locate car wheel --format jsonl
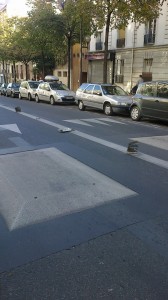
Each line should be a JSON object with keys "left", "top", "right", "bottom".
{"left": 19, "top": 93, "right": 22, "bottom": 100}
{"left": 11, "top": 92, "right": 15, "bottom": 98}
{"left": 50, "top": 96, "right": 55, "bottom": 105}
{"left": 28, "top": 93, "right": 32, "bottom": 101}
{"left": 104, "top": 103, "right": 113, "bottom": 116}
{"left": 78, "top": 100, "right": 85, "bottom": 111}
{"left": 130, "top": 106, "right": 141, "bottom": 121}
{"left": 35, "top": 94, "right": 39, "bottom": 103}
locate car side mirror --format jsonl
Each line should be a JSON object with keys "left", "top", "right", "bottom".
{"left": 46, "top": 87, "right": 50, "bottom": 91}
{"left": 97, "top": 92, "right": 102, "bottom": 96}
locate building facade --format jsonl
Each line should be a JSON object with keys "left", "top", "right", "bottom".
{"left": 88, "top": 1, "right": 168, "bottom": 92}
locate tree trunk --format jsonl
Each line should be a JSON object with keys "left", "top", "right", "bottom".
{"left": 25, "top": 62, "right": 28, "bottom": 80}
{"left": 42, "top": 51, "right": 45, "bottom": 79}
{"left": 67, "top": 36, "right": 71, "bottom": 89}
{"left": 103, "top": 12, "right": 111, "bottom": 83}
{"left": 13, "top": 61, "right": 16, "bottom": 82}
{"left": 80, "top": 19, "right": 83, "bottom": 86}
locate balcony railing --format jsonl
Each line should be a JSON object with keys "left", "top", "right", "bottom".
{"left": 116, "top": 38, "right": 125, "bottom": 48}
{"left": 95, "top": 41, "right": 103, "bottom": 50}
{"left": 144, "top": 33, "right": 155, "bottom": 45}
{"left": 115, "top": 75, "right": 124, "bottom": 83}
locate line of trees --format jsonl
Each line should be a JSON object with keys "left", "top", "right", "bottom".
{"left": 0, "top": 0, "right": 166, "bottom": 84}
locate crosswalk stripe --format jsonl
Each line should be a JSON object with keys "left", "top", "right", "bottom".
{"left": 64, "top": 118, "right": 126, "bottom": 126}
{"left": 80, "top": 118, "right": 110, "bottom": 125}
{"left": 64, "top": 119, "right": 93, "bottom": 126}
{"left": 98, "top": 118, "right": 126, "bottom": 124}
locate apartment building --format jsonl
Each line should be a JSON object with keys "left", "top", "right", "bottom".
{"left": 88, "top": 1, "right": 168, "bottom": 92}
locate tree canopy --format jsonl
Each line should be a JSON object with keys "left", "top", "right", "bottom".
{"left": 0, "top": 0, "right": 166, "bottom": 83}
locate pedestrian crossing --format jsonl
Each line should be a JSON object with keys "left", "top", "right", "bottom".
{"left": 64, "top": 117, "right": 126, "bottom": 126}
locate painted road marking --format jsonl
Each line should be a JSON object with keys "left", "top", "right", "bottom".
{"left": 98, "top": 118, "right": 126, "bottom": 124}
{"left": 0, "top": 124, "right": 21, "bottom": 134}
{"left": 9, "top": 137, "right": 30, "bottom": 147}
{"left": 73, "top": 131, "right": 168, "bottom": 170}
{"left": 64, "top": 117, "right": 126, "bottom": 126}
{"left": 0, "top": 147, "right": 137, "bottom": 230}
{"left": 64, "top": 119, "right": 93, "bottom": 126}
{"left": 0, "top": 104, "right": 167, "bottom": 170}
{"left": 131, "top": 136, "right": 168, "bottom": 151}
{"left": 80, "top": 118, "right": 110, "bottom": 125}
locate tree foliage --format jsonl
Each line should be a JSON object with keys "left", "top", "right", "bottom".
{"left": 0, "top": 0, "right": 166, "bottom": 83}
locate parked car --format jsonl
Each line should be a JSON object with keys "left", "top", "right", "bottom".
{"left": 130, "top": 81, "right": 168, "bottom": 121}
{"left": 75, "top": 83, "right": 132, "bottom": 116}
{"left": 35, "top": 81, "right": 76, "bottom": 105}
{"left": 19, "top": 80, "right": 39, "bottom": 100}
{"left": 0, "top": 83, "right": 7, "bottom": 95}
{"left": 6, "top": 83, "right": 20, "bottom": 98}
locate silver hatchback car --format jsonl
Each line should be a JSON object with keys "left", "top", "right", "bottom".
{"left": 35, "top": 81, "right": 76, "bottom": 105}
{"left": 76, "top": 83, "right": 132, "bottom": 115}
{"left": 19, "top": 80, "right": 39, "bottom": 101}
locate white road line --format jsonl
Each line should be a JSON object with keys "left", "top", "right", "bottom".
{"left": 73, "top": 130, "right": 126, "bottom": 152}
{"left": 73, "top": 131, "right": 168, "bottom": 170}
{"left": 64, "top": 119, "right": 93, "bottom": 126}
{"left": 98, "top": 118, "right": 126, "bottom": 124}
{"left": 80, "top": 118, "right": 110, "bottom": 125}
{"left": 0, "top": 104, "right": 168, "bottom": 169}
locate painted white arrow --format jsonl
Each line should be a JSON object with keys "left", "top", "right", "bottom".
{"left": 0, "top": 124, "right": 21, "bottom": 134}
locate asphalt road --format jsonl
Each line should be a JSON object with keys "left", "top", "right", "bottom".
{"left": 0, "top": 95, "right": 168, "bottom": 299}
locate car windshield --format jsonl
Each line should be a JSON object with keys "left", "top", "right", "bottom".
{"left": 29, "top": 82, "right": 39, "bottom": 89}
{"left": 50, "top": 82, "right": 69, "bottom": 91}
{"left": 12, "top": 83, "right": 20, "bottom": 88}
{"left": 102, "top": 85, "right": 127, "bottom": 96}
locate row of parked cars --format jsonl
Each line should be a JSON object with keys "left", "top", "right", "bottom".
{"left": 0, "top": 78, "right": 168, "bottom": 122}
{"left": 0, "top": 82, "right": 20, "bottom": 97}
